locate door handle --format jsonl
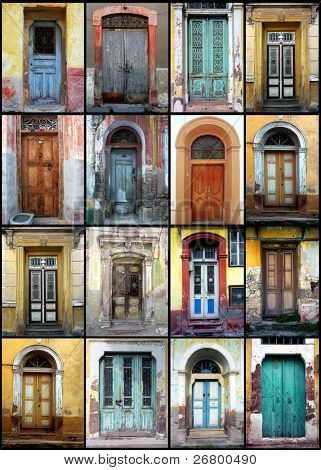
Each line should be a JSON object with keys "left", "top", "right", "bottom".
{"left": 115, "top": 399, "right": 122, "bottom": 406}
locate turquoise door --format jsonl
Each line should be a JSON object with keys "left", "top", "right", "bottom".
{"left": 111, "top": 148, "right": 137, "bottom": 215}
{"left": 189, "top": 18, "right": 228, "bottom": 101}
{"left": 262, "top": 356, "right": 305, "bottom": 437}
{"left": 28, "top": 21, "right": 62, "bottom": 105}
{"left": 100, "top": 354, "right": 156, "bottom": 435}
{"left": 192, "top": 380, "right": 221, "bottom": 428}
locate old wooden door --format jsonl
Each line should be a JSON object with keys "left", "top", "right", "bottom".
{"left": 100, "top": 354, "right": 156, "bottom": 435}
{"left": 102, "top": 14, "right": 148, "bottom": 104}
{"left": 192, "top": 380, "right": 221, "bottom": 428}
{"left": 22, "top": 373, "right": 53, "bottom": 429}
{"left": 262, "top": 356, "right": 305, "bottom": 437}
{"left": 264, "top": 152, "right": 296, "bottom": 206}
{"left": 192, "top": 165, "right": 224, "bottom": 221}
{"left": 267, "top": 32, "right": 295, "bottom": 99}
{"left": 112, "top": 260, "right": 142, "bottom": 321}
{"left": 264, "top": 249, "right": 296, "bottom": 316}
{"left": 189, "top": 18, "right": 228, "bottom": 101}
{"left": 22, "top": 134, "right": 59, "bottom": 217}
{"left": 28, "top": 21, "right": 62, "bottom": 105}
{"left": 111, "top": 149, "right": 137, "bottom": 215}
{"left": 29, "top": 256, "right": 58, "bottom": 323}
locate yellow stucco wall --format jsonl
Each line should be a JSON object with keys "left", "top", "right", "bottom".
{"left": 2, "top": 3, "right": 24, "bottom": 77}
{"left": 171, "top": 227, "right": 244, "bottom": 310}
{"left": 2, "top": 338, "right": 84, "bottom": 435}
{"left": 66, "top": 3, "right": 84, "bottom": 68}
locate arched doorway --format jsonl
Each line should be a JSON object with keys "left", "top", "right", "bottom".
{"left": 105, "top": 127, "right": 142, "bottom": 218}
{"left": 12, "top": 345, "right": 63, "bottom": 432}
{"left": 253, "top": 121, "right": 307, "bottom": 212}
{"left": 175, "top": 117, "right": 241, "bottom": 224}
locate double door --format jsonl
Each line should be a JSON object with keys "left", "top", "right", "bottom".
{"left": 192, "top": 165, "right": 224, "bottom": 221}
{"left": 28, "top": 21, "right": 62, "bottom": 105}
{"left": 22, "top": 373, "right": 53, "bottom": 429}
{"left": 29, "top": 256, "right": 58, "bottom": 323}
{"left": 22, "top": 134, "right": 59, "bottom": 217}
{"left": 100, "top": 354, "right": 155, "bottom": 435}
{"left": 262, "top": 356, "right": 305, "bottom": 437}
{"left": 102, "top": 15, "right": 148, "bottom": 104}
{"left": 192, "top": 380, "right": 221, "bottom": 428}
{"left": 111, "top": 149, "right": 137, "bottom": 215}
{"left": 264, "top": 249, "right": 296, "bottom": 316}
{"left": 267, "top": 33, "right": 295, "bottom": 99}
{"left": 191, "top": 263, "right": 219, "bottom": 319}
{"left": 112, "top": 260, "right": 142, "bottom": 321}
{"left": 189, "top": 18, "right": 228, "bottom": 101}
{"left": 264, "top": 151, "right": 296, "bottom": 207}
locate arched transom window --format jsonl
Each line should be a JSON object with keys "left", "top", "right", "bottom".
{"left": 24, "top": 354, "right": 52, "bottom": 368}
{"left": 265, "top": 131, "right": 295, "bottom": 146}
{"left": 192, "top": 359, "right": 221, "bottom": 374}
{"left": 110, "top": 129, "right": 138, "bottom": 144}
{"left": 191, "top": 135, "right": 225, "bottom": 159}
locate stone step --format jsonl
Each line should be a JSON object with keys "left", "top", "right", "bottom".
{"left": 24, "top": 325, "right": 66, "bottom": 337}
{"left": 189, "top": 428, "right": 226, "bottom": 439}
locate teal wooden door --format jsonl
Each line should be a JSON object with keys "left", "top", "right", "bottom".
{"left": 100, "top": 354, "right": 156, "bottom": 436}
{"left": 111, "top": 148, "right": 137, "bottom": 215}
{"left": 262, "top": 356, "right": 305, "bottom": 438}
{"left": 192, "top": 380, "right": 221, "bottom": 428}
{"left": 189, "top": 18, "right": 228, "bottom": 101}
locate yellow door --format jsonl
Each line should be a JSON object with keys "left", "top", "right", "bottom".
{"left": 22, "top": 373, "right": 53, "bottom": 429}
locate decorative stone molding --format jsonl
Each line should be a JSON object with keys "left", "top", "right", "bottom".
{"left": 4, "top": 229, "right": 14, "bottom": 248}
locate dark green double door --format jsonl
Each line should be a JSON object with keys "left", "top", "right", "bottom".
{"left": 189, "top": 18, "right": 228, "bottom": 101}
{"left": 262, "top": 356, "right": 305, "bottom": 438}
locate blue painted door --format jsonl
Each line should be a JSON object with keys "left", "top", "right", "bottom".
{"left": 189, "top": 18, "right": 228, "bottom": 101}
{"left": 100, "top": 354, "right": 156, "bottom": 435}
{"left": 262, "top": 356, "right": 305, "bottom": 437}
{"left": 111, "top": 148, "right": 137, "bottom": 215}
{"left": 191, "top": 263, "right": 219, "bottom": 319}
{"left": 29, "top": 21, "right": 62, "bottom": 105}
{"left": 193, "top": 380, "right": 221, "bottom": 428}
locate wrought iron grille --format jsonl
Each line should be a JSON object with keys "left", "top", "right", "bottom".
{"left": 29, "top": 256, "right": 58, "bottom": 269}
{"left": 104, "top": 356, "right": 113, "bottom": 407}
{"left": 142, "top": 357, "right": 152, "bottom": 407}
{"left": 265, "top": 132, "right": 295, "bottom": 146}
{"left": 187, "top": 3, "right": 227, "bottom": 9}
{"left": 34, "top": 26, "right": 55, "bottom": 54}
{"left": 123, "top": 357, "right": 133, "bottom": 406}
{"left": 207, "top": 266, "right": 215, "bottom": 295}
{"left": 102, "top": 14, "right": 148, "bottom": 29}
{"left": 194, "top": 265, "right": 202, "bottom": 295}
{"left": 191, "top": 135, "right": 225, "bottom": 159}
{"left": 262, "top": 338, "right": 305, "bottom": 345}
{"left": 46, "top": 272, "right": 56, "bottom": 301}
{"left": 192, "top": 360, "right": 221, "bottom": 374}
{"left": 129, "top": 273, "right": 140, "bottom": 297}
{"left": 25, "top": 355, "right": 52, "bottom": 368}
{"left": 191, "top": 20, "right": 203, "bottom": 74}
{"left": 110, "top": 129, "right": 138, "bottom": 144}
{"left": 21, "top": 117, "right": 58, "bottom": 131}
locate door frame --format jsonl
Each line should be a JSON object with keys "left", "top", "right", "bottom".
{"left": 105, "top": 127, "right": 142, "bottom": 218}
{"left": 262, "top": 244, "right": 298, "bottom": 318}
{"left": 93, "top": 5, "right": 157, "bottom": 107}
{"left": 18, "top": 116, "right": 63, "bottom": 219}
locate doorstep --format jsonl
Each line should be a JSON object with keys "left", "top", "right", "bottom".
{"left": 24, "top": 105, "right": 66, "bottom": 112}
{"left": 86, "top": 438, "right": 168, "bottom": 449}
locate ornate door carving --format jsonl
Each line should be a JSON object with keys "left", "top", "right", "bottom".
{"left": 112, "top": 260, "right": 142, "bottom": 321}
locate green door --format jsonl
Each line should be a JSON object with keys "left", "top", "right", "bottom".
{"left": 188, "top": 18, "right": 228, "bottom": 101}
{"left": 262, "top": 356, "right": 305, "bottom": 438}
{"left": 99, "top": 354, "right": 156, "bottom": 436}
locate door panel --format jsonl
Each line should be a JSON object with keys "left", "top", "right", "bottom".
{"left": 192, "top": 165, "right": 224, "bottom": 221}
{"left": 264, "top": 249, "right": 296, "bottom": 316}
{"left": 262, "top": 356, "right": 305, "bottom": 438}
{"left": 29, "top": 22, "right": 61, "bottom": 105}
{"left": 102, "top": 25, "right": 148, "bottom": 104}
{"left": 264, "top": 152, "right": 296, "bottom": 207}
{"left": 192, "top": 380, "right": 220, "bottom": 429}
{"left": 22, "top": 135, "right": 59, "bottom": 217}
{"left": 111, "top": 148, "right": 136, "bottom": 215}
{"left": 112, "top": 262, "right": 142, "bottom": 321}
{"left": 22, "top": 373, "right": 52, "bottom": 429}
{"left": 100, "top": 355, "right": 155, "bottom": 434}
{"left": 189, "top": 18, "right": 228, "bottom": 101}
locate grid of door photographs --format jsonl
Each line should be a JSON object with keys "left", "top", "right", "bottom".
{"left": 1, "top": 1, "right": 320, "bottom": 450}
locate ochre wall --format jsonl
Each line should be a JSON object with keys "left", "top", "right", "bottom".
{"left": 2, "top": 339, "right": 84, "bottom": 435}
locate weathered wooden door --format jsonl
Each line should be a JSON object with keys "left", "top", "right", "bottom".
{"left": 189, "top": 18, "right": 228, "bottom": 101}
{"left": 265, "top": 152, "right": 296, "bottom": 206}
{"left": 100, "top": 354, "right": 156, "bottom": 435}
{"left": 267, "top": 32, "right": 295, "bottom": 99}
{"left": 112, "top": 260, "right": 142, "bottom": 321}
{"left": 111, "top": 149, "right": 137, "bottom": 215}
{"left": 192, "top": 380, "right": 221, "bottom": 428}
{"left": 28, "top": 21, "right": 62, "bottom": 105}
{"left": 102, "top": 14, "right": 148, "bottom": 104}
{"left": 22, "top": 373, "right": 53, "bottom": 429}
{"left": 262, "top": 356, "right": 305, "bottom": 437}
{"left": 22, "top": 134, "right": 59, "bottom": 216}
{"left": 264, "top": 249, "right": 296, "bottom": 316}
{"left": 192, "top": 165, "right": 224, "bottom": 220}
{"left": 29, "top": 256, "right": 58, "bottom": 323}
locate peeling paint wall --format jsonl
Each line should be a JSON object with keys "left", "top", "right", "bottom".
{"left": 2, "top": 339, "right": 84, "bottom": 437}
{"left": 247, "top": 339, "right": 319, "bottom": 447}
{"left": 171, "top": 339, "right": 244, "bottom": 445}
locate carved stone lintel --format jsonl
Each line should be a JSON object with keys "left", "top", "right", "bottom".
{"left": 102, "top": 14, "right": 148, "bottom": 29}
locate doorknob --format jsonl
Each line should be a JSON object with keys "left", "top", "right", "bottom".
{"left": 115, "top": 399, "right": 122, "bottom": 406}
{"left": 48, "top": 163, "right": 53, "bottom": 170}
